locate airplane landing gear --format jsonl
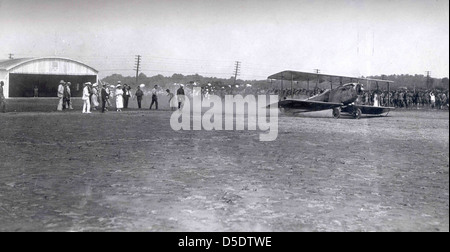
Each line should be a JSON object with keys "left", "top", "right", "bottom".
{"left": 352, "top": 108, "right": 362, "bottom": 119}
{"left": 332, "top": 108, "right": 341, "bottom": 119}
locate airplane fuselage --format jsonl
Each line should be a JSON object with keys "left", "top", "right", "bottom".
{"left": 308, "top": 83, "right": 362, "bottom": 105}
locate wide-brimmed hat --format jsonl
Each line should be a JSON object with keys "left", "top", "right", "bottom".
{"left": 85, "top": 82, "right": 92, "bottom": 85}
{"left": 60, "top": 80, "right": 65, "bottom": 84}
{"left": 116, "top": 84, "right": 121, "bottom": 88}
{"left": 93, "top": 83, "right": 98, "bottom": 87}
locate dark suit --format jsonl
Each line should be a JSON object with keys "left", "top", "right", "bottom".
{"left": 177, "top": 87, "right": 185, "bottom": 109}
{"left": 101, "top": 88, "right": 109, "bottom": 113}
{"left": 150, "top": 88, "right": 158, "bottom": 110}
{"left": 0, "top": 86, "right": 5, "bottom": 113}
{"left": 123, "top": 87, "right": 130, "bottom": 108}
{"left": 135, "top": 89, "right": 144, "bottom": 109}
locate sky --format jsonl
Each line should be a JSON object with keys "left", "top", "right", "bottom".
{"left": 0, "top": 0, "right": 449, "bottom": 79}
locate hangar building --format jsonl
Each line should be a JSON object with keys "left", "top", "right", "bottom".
{"left": 0, "top": 57, "right": 98, "bottom": 98}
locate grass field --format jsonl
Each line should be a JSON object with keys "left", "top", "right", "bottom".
{"left": 0, "top": 98, "right": 448, "bottom": 231}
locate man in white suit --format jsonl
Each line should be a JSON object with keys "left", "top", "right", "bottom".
{"left": 82, "top": 82, "right": 92, "bottom": 114}
{"left": 57, "top": 80, "right": 65, "bottom": 111}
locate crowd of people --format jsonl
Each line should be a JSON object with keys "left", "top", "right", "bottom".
{"left": 368, "top": 89, "right": 449, "bottom": 109}
{"left": 56, "top": 80, "right": 187, "bottom": 113}
{"left": 257, "top": 87, "right": 449, "bottom": 110}
{"left": 1, "top": 80, "right": 448, "bottom": 113}
{"left": 163, "top": 84, "right": 449, "bottom": 110}
{"left": 351, "top": 89, "right": 448, "bottom": 109}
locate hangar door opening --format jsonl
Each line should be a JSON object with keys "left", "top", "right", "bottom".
{"left": 8, "top": 73, "right": 97, "bottom": 97}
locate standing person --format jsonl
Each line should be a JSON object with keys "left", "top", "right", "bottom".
{"left": 430, "top": 91, "right": 436, "bottom": 109}
{"left": 441, "top": 92, "right": 447, "bottom": 109}
{"left": 34, "top": 85, "right": 39, "bottom": 98}
{"left": 398, "top": 91, "right": 405, "bottom": 108}
{"left": 105, "top": 84, "right": 112, "bottom": 111}
{"left": 373, "top": 92, "right": 379, "bottom": 107}
{"left": 65, "top": 82, "right": 74, "bottom": 110}
{"left": 149, "top": 85, "right": 158, "bottom": 110}
{"left": 0, "top": 81, "right": 6, "bottom": 113}
{"left": 82, "top": 82, "right": 92, "bottom": 114}
{"left": 91, "top": 83, "right": 100, "bottom": 111}
{"left": 176, "top": 84, "right": 185, "bottom": 109}
{"left": 62, "top": 82, "right": 70, "bottom": 110}
{"left": 135, "top": 85, "right": 144, "bottom": 109}
{"left": 166, "top": 89, "right": 177, "bottom": 111}
{"left": 363, "top": 91, "right": 369, "bottom": 105}
{"left": 127, "top": 84, "right": 132, "bottom": 100}
{"left": 115, "top": 83, "right": 124, "bottom": 112}
{"left": 123, "top": 84, "right": 131, "bottom": 109}
{"left": 101, "top": 84, "right": 109, "bottom": 113}
{"left": 57, "top": 80, "right": 65, "bottom": 111}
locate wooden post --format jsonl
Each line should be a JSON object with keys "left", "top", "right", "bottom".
{"left": 291, "top": 74, "right": 294, "bottom": 98}
{"left": 388, "top": 82, "right": 391, "bottom": 107}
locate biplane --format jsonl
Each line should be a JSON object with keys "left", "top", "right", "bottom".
{"left": 267, "top": 70, "right": 395, "bottom": 119}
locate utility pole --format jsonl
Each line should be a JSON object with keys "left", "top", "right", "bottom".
{"left": 314, "top": 69, "right": 320, "bottom": 89}
{"left": 233, "top": 61, "right": 241, "bottom": 86}
{"left": 134, "top": 55, "right": 141, "bottom": 86}
{"left": 8, "top": 53, "right": 14, "bottom": 59}
{"left": 425, "top": 71, "right": 432, "bottom": 90}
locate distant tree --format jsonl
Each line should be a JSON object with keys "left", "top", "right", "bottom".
{"left": 138, "top": 72, "right": 148, "bottom": 79}
{"left": 171, "top": 73, "right": 184, "bottom": 83}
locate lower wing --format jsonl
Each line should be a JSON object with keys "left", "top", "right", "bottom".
{"left": 268, "top": 99, "right": 343, "bottom": 112}
{"left": 344, "top": 105, "right": 395, "bottom": 115}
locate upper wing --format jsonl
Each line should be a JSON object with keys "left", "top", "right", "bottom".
{"left": 269, "top": 99, "right": 343, "bottom": 112}
{"left": 267, "top": 70, "right": 394, "bottom": 84}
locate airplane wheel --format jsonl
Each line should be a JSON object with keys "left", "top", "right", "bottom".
{"left": 332, "top": 108, "right": 341, "bottom": 119}
{"left": 353, "top": 108, "right": 361, "bottom": 119}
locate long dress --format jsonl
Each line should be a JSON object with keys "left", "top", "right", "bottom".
{"left": 169, "top": 93, "right": 178, "bottom": 109}
{"left": 91, "top": 87, "right": 100, "bottom": 107}
{"left": 115, "top": 89, "right": 124, "bottom": 109}
{"left": 373, "top": 93, "right": 379, "bottom": 107}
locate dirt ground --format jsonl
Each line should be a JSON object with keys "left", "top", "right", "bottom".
{"left": 0, "top": 99, "right": 448, "bottom": 232}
